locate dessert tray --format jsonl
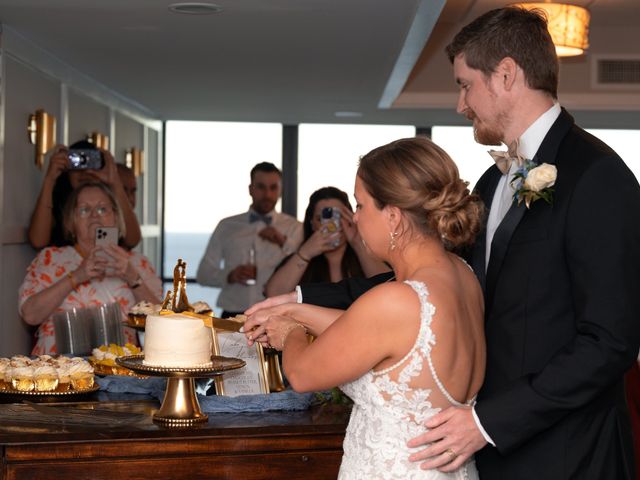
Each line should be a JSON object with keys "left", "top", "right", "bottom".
{"left": 0, "top": 383, "right": 99, "bottom": 397}
{"left": 117, "top": 354, "right": 245, "bottom": 427}
{"left": 89, "top": 361, "right": 148, "bottom": 378}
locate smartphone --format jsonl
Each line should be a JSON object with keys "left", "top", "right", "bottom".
{"left": 321, "top": 207, "right": 341, "bottom": 247}
{"left": 68, "top": 148, "right": 104, "bottom": 170}
{"left": 95, "top": 227, "right": 119, "bottom": 247}
{"left": 95, "top": 227, "right": 118, "bottom": 276}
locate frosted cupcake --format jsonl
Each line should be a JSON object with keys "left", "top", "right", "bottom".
{"left": 69, "top": 360, "right": 95, "bottom": 390}
{"left": 128, "top": 301, "right": 159, "bottom": 327}
{"left": 55, "top": 363, "right": 72, "bottom": 391}
{"left": 11, "top": 365, "right": 35, "bottom": 392}
{"left": 34, "top": 364, "right": 59, "bottom": 392}
{"left": 0, "top": 359, "right": 9, "bottom": 390}
{"left": 192, "top": 301, "right": 213, "bottom": 316}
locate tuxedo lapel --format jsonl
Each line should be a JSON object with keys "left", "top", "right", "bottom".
{"left": 534, "top": 108, "right": 573, "bottom": 167}
{"left": 485, "top": 201, "right": 526, "bottom": 304}
{"left": 471, "top": 167, "right": 502, "bottom": 292}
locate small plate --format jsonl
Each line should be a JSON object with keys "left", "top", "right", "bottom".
{"left": 0, "top": 383, "right": 99, "bottom": 396}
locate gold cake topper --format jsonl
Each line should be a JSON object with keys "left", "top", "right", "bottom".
{"left": 160, "top": 259, "right": 246, "bottom": 331}
{"left": 161, "top": 259, "right": 194, "bottom": 313}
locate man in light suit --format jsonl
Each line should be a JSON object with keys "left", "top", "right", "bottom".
{"left": 247, "top": 7, "right": 640, "bottom": 478}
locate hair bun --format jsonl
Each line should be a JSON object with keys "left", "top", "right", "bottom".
{"left": 424, "top": 179, "right": 484, "bottom": 248}
{"left": 357, "top": 137, "right": 485, "bottom": 251}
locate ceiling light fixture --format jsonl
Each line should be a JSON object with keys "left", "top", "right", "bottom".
{"left": 512, "top": 3, "right": 590, "bottom": 57}
{"left": 168, "top": 2, "right": 223, "bottom": 15}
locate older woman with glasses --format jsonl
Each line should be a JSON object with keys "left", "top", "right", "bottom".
{"left": 19, "top": 182, "right": 161, "bottom": 355}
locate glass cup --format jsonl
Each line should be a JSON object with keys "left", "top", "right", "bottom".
{"left": 91, "top": 302, "right": 124, "bottom": 347}
{"left": 246, "top": 247, "right": 257, "bottom": 285}
{"left": 53, "top": 308, "right": 94, "bottom": 356}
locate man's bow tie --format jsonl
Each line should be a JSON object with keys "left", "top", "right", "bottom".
{"left": 488, "top": 139, "right": 523, "bottom": 175}
{"left": 249, "top": 212, "right": 272, "bottom": 225}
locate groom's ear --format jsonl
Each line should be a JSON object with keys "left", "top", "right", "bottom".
{"left": 496, "top": 57, "right": 518, "bottom": 91}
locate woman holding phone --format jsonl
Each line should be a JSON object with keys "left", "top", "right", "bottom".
{"left": 19, "top": 182, "right": 161, "bottom": 355}
{"left": 264, "top": 186, "right": 390, "bottom": 298}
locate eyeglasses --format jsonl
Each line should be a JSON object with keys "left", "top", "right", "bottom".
{"left": 76, "top": 205, "right": 114, "bottom": 218}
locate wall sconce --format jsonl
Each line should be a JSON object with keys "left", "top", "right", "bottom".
{"left": 512, "top": 2, "right": 590, "bottom": 57}
{"left": 87, "top": 132, "right": 110, "bottom": 150}
{"left": 27, "top": 109, "right": 57, "bottom": 169}
{"left": 125, "top": 147, "right": 144, "bottom": 177}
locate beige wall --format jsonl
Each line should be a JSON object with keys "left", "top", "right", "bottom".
{"left": 0, "top": 32, "right": 163, "bottom": 356}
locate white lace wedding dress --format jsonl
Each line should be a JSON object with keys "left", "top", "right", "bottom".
{"left": 338, "top": 280, "right": 479, "bottom": 479}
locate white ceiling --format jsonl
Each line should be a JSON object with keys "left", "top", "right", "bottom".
{"left": 0, "top": 0, "right": 637, "bottom": 125}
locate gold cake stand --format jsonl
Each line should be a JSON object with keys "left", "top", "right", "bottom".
{"left": 116, "top": 354, "right": 245, "bottom": 427}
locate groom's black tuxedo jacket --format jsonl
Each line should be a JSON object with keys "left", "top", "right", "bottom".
{"left": 301, "top": 109, "right": 640, "bottom": 479}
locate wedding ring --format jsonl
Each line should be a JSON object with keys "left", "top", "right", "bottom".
{"left": 445, "top": 448, "right": 457, "bottom": 461}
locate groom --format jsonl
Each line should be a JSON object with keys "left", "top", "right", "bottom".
{"left": 246, "top": 7, "right": 640, "bottom": 479}
{"left": 407, "top": 7, "right": 640, "bottom": 478}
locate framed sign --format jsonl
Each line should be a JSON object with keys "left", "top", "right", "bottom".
{"left": 212, "top": 330, "right": 269, "bottom": 396}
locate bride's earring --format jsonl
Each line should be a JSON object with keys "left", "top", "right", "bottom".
{"left": 389, "top": 231, "right": 399, "bottom": 251}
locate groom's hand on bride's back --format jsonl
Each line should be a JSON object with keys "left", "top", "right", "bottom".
{"left": 407, "top": 406, "right": 487, "bottom": 473}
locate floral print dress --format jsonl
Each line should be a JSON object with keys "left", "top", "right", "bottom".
{"left": 18, "top": 246, "right": 162, "bottom": 355}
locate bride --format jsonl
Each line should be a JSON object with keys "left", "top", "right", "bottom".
{"left": 243, "top": 137, "right": 486, "bottom": 479}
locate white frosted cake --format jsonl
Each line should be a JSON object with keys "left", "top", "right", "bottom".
{"left": 143, "top": 313, "right": 212, "bottom": 367}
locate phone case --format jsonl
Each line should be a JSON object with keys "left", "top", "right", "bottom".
{"left": 95, "top": 227, "right": 119, "bottom": 246}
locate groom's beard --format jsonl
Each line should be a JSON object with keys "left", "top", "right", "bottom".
{"left": 466, "top": 109, "right": 504, "bottom": 147}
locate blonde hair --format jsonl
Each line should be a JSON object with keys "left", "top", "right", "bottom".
{"left": 62, "top": 182, "right": 126, "bottom": 243}
{"left": 357, "top": 137, "right": 484, "bottom": 249}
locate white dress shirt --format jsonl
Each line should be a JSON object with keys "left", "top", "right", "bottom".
{"left": 196, "top": 209, "right": 303, "bottom": 312}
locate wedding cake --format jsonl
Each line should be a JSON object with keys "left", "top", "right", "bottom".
{"left": 143, "top": 313, "right": 213, "bottom": 367}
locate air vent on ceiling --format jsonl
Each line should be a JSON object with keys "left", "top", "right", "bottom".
{"left": 592, "top": 55, "right": 640, "bottom": 90}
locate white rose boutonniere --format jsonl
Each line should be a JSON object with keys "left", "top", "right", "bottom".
{"left": 511, "top": 161, "right": 557, "bottom": 208}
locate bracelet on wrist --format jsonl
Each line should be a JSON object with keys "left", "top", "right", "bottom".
{"left": 279, "top": 323, "right": 308, "bottom": 350}
{"left": 296, "top": 250, "right": 310, "bottom": 263}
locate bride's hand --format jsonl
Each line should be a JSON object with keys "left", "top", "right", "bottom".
{"left": 263, "top": 315, "right": 299, "bottom": 351}
{"left": 243, "top": 304, "right": 289, "bottom": 347}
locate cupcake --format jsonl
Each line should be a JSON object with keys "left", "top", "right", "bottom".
{"left": 11, "top": 365, "right": 35, "bottom": 392}
{"left": 55, "top": 363, "right": 72, "bottom": 391}
{"left": 128, "top": 301, "right": 159, "bottom": 327}
{"left": 69, "top": 360, "right": 95, "bottom": 390}
{"left": 0, "top": 359, "right": 9, "bottom": 390}
{"left": 91, "top": 343, "right": 142, "bottom": 375}
{"left": 192, "top": 301, "right": 212, "bottom": 316}
{"left": 34, "top": 364, "right": 59, "bottom": 392}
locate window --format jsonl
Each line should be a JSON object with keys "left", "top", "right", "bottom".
{"left": 431, "top": 126, "right": 494, "bottom": 190}
{"left": 297, "top": 124, "right": 415, "bottom": 218}
{"left": 164, "top": 121, "right": 282, "bottom": 313}
{"left": 586, "top": 129, "right": 640, "bottom": 181}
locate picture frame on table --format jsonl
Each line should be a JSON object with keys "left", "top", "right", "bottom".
{"left": 212, "top": 329, "right": 269, "bottom": 396}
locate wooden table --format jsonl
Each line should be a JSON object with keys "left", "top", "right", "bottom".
{"left": 0, "top": 394, "right": 350, "bottom": 480}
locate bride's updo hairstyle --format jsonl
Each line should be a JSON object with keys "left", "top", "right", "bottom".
{"left": 357, "top": 137, "right": 484, "bottom": 249}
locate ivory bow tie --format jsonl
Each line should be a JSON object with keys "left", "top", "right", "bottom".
{"left": 488, "top": 139, "right": 523, "bottom": 175}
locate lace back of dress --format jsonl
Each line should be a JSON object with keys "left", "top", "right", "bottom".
{"left": 372, "top": 280, "right": 469, "bottom": 422}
